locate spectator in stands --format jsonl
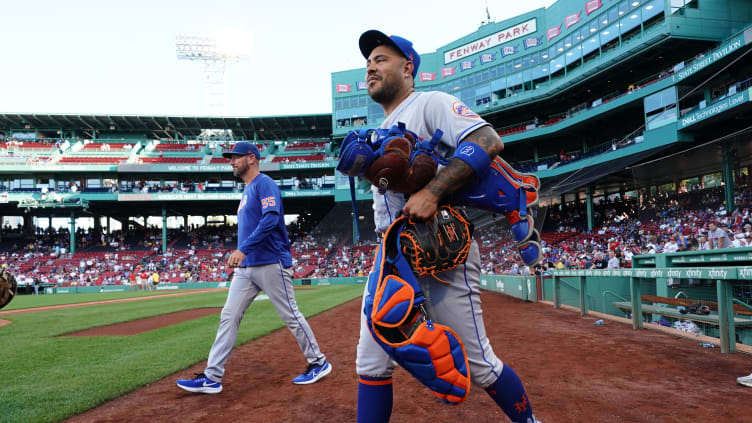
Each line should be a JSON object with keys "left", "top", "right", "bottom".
{"left": 675, "top": 231, "right": 689, "bottom": 251}
{"left": 734, "top": 230, "right": 749, "bottom": 247}
{"left": 697, "top": 233, "right": 710, "bottom": 250}
{"left": 663, "top": 236, "right": 679, "bottom": 253}
{"left": 607, "top": 251, "right": 620, "bottom": 269}
{"left": 708, "top": 221, "right": 732, "bottom": 249}
{"left": 590, "top": 252, "right": 606, "bottom": 269}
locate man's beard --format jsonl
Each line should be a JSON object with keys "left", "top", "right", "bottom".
{"left": 369, "top": 78, "right": 401, "bottom": 105}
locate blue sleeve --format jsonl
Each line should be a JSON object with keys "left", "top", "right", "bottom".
{"left": 238, "top": 212, "right": 278, "bottom": 254}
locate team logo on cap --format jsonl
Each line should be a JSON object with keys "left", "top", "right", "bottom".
{"left": 452, "top": 101, "right": 479, "bottom": 118}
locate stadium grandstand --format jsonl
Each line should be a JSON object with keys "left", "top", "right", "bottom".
{"left": 2, "top": 0, "right": 752, "bottom": 314}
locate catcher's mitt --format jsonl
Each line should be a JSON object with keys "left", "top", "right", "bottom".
{"left": 400, "top": 205, "right": 474, "bottom": 277}
{"left": 0, "top": 269, "right": 18, "bottom": 310}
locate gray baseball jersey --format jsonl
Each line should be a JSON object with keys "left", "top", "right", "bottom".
{"left": 357, "top": 91, "right": 505, "bottom": 388}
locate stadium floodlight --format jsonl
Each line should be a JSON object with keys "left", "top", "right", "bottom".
{"left": 175, "top": 31, "right": 250, "bottom": 117}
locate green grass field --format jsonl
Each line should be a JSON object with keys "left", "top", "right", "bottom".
{"left": 0, "top": 285, "right": 363, "bottom": 423}
{"left": 1, "top": 290, "right": 191, "bottom": 311}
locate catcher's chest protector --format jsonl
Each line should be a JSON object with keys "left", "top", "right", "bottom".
{"left": 364, "top": 211, "right": 471, "bottom": 405}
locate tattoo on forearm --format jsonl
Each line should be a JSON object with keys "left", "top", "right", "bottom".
{"left": 425, "top": 159, "right": 474, "bottom": 198}
{"left": 424, "top": 126, "right": 503, "bottom": 198}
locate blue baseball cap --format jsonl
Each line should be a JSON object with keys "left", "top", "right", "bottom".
{"left": 359, "top": 30, "right": 420, "bottom": 78}
{"left": 222, "top": 141, "right": 260, "bottom": 159}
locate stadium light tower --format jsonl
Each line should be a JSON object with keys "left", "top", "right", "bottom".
{"left": 175, "top": 31, "right": 250, "bottom": 116}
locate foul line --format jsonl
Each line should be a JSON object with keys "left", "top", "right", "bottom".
{"left": 0, "top": 289, "right": 225, "bottom": 316}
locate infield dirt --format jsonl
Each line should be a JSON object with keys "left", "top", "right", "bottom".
{"left": 64, "top": 291, "right": 752, "bottom": 423}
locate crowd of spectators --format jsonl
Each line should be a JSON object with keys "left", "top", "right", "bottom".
{"left": 2, "top": 184, "right": 751, "bottom": 289}
{"left": 484, "top": 185, "right": 752, "bottom": 276}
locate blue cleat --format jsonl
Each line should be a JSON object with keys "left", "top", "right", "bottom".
{"left": 292, "top": 360, "right": 332, "bottom": 385}
{"left": 176, "top": 373, "right": 223, "bottom": 394}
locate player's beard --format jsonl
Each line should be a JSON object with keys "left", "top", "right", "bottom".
{"left": 233, "top": 160, "right": 248, "bottom": 178}
{"left": 368, "top": 75, "right": 401, "bottom": 105}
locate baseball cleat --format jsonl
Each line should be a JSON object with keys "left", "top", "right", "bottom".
{"left": 737, "top": 373, "right": 752, "bottom": 387}
{"left": 292, "top": 360, "right": 332, "bottom": 385}
{"left": 176, "top": 373, "right": 223, "bottom": 394}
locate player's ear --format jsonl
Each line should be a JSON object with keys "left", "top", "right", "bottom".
{"left": 403, "top": 59, "right": 413, "bottom": 79}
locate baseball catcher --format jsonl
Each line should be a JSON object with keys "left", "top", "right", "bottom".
{"left": 341, "top": 29, "right": 542, "bottom": 423}
{"left": 0, "top": 269, "right": 18, "bottom": 310}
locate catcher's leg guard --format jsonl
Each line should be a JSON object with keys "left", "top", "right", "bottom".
{"left": 491, "top": 156, "right": 540, "bottom": 190}
{"left": 505, "top": 209, "right": 535, "bottom": 245}
{"left": 451, "top": 156, "right": 542, "bottom": 267}
{"left": 517, "top": 229, "right": 543, "bottom": 266}
{"left": 505, "top": 209, "right": 542, "bottom": 266}
{"left": 370, "top": 293, "right": 471, "bottom": 405}
{"left": 454, "top": 158, "right": 538, "bottom": 216}
{"left": 364, "top": 217, "right": 472, "bottom": 405}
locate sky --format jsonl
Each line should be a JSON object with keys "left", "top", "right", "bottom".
{"left": 0, "top": 0, "right": 556, "bottom": 118}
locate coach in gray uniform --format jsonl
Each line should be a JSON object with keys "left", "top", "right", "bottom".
{"left": 177, "top": 141, "right": 331, "bottom": 394}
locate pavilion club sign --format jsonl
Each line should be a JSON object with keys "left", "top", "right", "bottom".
{"left": 444, "top": 18, "right": 537, "bottom": 64}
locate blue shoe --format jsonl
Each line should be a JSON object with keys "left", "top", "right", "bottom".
{"left": 176, "top": 373, "right": 223, "bottom": 394}
{"left": 292, "top": 360, "right": 332, "bottom": 385}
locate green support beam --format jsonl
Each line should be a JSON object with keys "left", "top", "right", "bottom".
{"left": 629, "top": 277, "right": 643, "bottom": 330}
{"left": 553, "top": 275, "right": 561, "bottom": 309}
{"left": 69, "top": 212, "right": 76, "bottom": 254}
{"left": 579, "top": 276, "right": 588, "bottom": 316}
{"left": 722, "top": 144, "right": 735, "bottom": 212}
{"left": 162, "top": 207, "right": 168, "bottom": 253}
{"left": 717, "top": 279, "right": 736, "bottom": 353}
{"left": 586, "top": 185, "right": 593, "bottom": 231}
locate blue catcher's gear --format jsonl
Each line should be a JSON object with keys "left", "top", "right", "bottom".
{"left": 364, "top": 208, "right": 472, "bottom": 405}
{"left": 336, "top": 128, "right": 379, "bottom": 177}
{"left": 337, "top": 123, "right": 447, "bottom": 194}
{"left": 336, "top": 122, "right": 542, "bottom": 266}
{"left": 452, "top": 155, "right": 542, "bottom": 266}
{"left": 452, "top": 141, "right": 492, "bottom": 179}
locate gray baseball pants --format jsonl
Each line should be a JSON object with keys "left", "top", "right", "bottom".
{"left": 204, "top": 262, "right": 325, "bottom": 382}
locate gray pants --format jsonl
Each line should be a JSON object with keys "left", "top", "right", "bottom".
{"left": 205, "top": 262, "right": 325, "bottom": 382}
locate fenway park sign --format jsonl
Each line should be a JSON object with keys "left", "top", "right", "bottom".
{"left": 444, "top": 18, "right": 536, "bottom": 64}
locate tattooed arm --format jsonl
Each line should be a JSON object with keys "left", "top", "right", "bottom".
{"left": 402, "top": 125, "right": 503, "bottom": 220}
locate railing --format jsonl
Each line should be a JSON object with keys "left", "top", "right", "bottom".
{"left": 551, "top": 266, "right": 752, "bottom": 353}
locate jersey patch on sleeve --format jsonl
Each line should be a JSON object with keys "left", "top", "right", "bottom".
{"left": 452, "top": 101, "right": 480, "bottom": 118}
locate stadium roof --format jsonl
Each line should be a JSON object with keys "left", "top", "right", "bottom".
{"left": 0, "top": 113, "right": 333, "bottom": 140}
